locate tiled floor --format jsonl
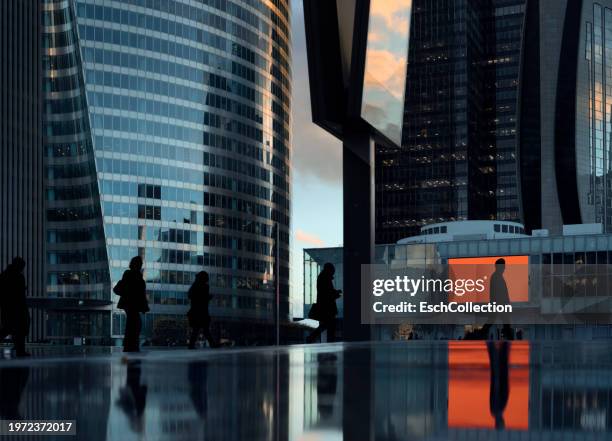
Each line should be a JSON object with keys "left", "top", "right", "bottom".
{"left": 1, "top": 340, "right": 611, "bottom": 440}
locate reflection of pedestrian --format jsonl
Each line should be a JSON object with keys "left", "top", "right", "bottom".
{"left": 0, "top": 257, "right": 30, "bottom": 356}
{"left": 316, "top": 353, "right": 338, "bottom": 419}
{"left": 188, "top": 361, "right": 208, "bottom": 418}
{"left": 487, "top": 341, "right": 509, "bottom": 430}
{"left": 307, "top": 263, "right": 341, "bottom": 343}
{"left": 187, "top": 272, "right": 218, "bottom": 349}
{"left": 116, "top": 256, "right": 149, "bottom": 352}
{"left": 0, "top": 367, "right": 30, "bottom": 419}
{"left": 116, "top": 360, "right": 147, "bottom": 433}
{"left": 482, "top": 259, "right": 513, "bottom": 340}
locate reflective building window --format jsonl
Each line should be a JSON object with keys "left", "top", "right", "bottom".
{"left": 42, "top": 0, "right": 291, "bottom": 344}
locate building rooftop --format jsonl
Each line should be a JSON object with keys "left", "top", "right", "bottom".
{"left": 397, "top": 221, "right": 606, "bottom": 245}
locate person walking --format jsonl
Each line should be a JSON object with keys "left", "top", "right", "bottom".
{"left": 0, "top": 257, "right": 30, "bottom": 356}
{"left": 481, "top": 258, "right": 514, "bottom": 340}
{"left": 115, "top": 256, "right": 149, "bottom": 352}
{"left": 187, "top": 271, "right": 218, "bottom": 349}
{"left": 307, "top": 263, "right": 342, "bottom": 343}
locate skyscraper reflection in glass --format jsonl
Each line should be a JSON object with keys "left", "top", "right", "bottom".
{"left": 42, "top": 0, "right": 291, "bottom": 344}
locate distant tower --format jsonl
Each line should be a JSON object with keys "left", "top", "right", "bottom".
{"left": 377, "top": 0, "right": 612, "bottom": 242}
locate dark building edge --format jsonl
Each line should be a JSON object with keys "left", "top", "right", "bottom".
{"left": 0, "top": 0, "right": 45, "bottom": 340}
{"left": 518, "top": 0, "right": 542, "bottom": 232}
{"left": 555, "top": 0, "right": 584, "bottom": 225}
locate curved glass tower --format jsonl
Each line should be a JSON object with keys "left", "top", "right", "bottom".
{"left": 42, "top": 0, "right": 291, "bottom": 344}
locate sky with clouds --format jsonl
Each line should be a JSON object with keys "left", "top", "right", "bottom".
{"left": 289, "top": 1, "right": 343, "bottom": 317}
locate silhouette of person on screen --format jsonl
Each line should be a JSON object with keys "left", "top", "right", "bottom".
{"left": 482, "top": 259, "right": 513, "bottom": 340}
{"left": 490, "top": 258, "right": 510, "bottom": 304}
{"left": 488, "top": 341, "right": 509, "bottom": 430}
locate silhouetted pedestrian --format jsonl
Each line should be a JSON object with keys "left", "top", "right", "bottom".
{"left": 482, "top": 258, "right": 513, "bottom": 340}
{"left": 187, "top": 271, "right": 218, "bottom": 349}
{"left": 0, "top": 257, "right": 30, "bottom": 356}
{"left": 307, "top": 263, "right": 342, "bottom": 343}
{"left": 115, "top": 256, "right": 149, "bottom": 352}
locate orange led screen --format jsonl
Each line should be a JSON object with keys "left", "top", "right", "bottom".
{"left": 448, "top": 256, "right": 529, "bottom": 303}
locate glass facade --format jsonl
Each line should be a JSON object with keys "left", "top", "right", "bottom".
{"left": 376, "top": 0, "right": 527, "bottom": 243}
{"left": 43, "top": 0, "right": 112, "bottom": 343}
{"left": 524, "top": 0, "right": 612, "bottom": 233}
{"left": 306, "top": 229, "right": 612, "bottom": 339}
{"left": 583, "top": 3, "right": 612, "bottom": 230}
{"left": 375, "top": 0, "right": 612, "bottom": 239}
{"left": 490, "top": 0, "right": 525, "bottom": 222}
{"left": 42, "top": 0, "right": 291, "bottom": 344}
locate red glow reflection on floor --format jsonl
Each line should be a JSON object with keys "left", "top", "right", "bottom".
{"left": 448, "top": 341, "right": 529, "bottom": 430}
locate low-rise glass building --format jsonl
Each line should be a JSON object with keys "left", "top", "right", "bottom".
{"left": 305, "top": 221, "right": 612, "bottom": 340}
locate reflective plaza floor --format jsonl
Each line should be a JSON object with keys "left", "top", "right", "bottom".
{"left": 1, "top": 340, "right": 612, "bottom": 440}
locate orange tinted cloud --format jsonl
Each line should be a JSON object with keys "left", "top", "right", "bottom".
{"left": 295, "top": 229, "right": 325, "bottom": 247}
{"left": 364, "top": 49, "right": 407, "bottom": 98}
{"left": 370, "top": 0, "right": 411, "bottom": 35}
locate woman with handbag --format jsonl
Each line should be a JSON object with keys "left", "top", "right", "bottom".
{"left": 115, "top": 256, "right": 149, "bottom": 352}
{"left": 307, "top": 263, "right": 342, "bottom": 343}
{"left": 187, "top": 271, "right": 219, "bottom": 349}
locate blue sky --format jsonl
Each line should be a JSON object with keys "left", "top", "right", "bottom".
{"left": 289, "top": 1, "right": 343, "bottom": 316}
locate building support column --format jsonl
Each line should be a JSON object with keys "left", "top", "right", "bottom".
{"left": 342, "top": 129, "right": 374, "bottom": 342}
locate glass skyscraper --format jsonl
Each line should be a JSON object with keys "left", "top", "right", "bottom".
{"left": 489, "top": 0, "right": 525, "bottom": 223}
{"left": 376, "top": 0, "right": 612, "bottom": 243}
{"left": 376, "top": 0, "right": 504, "bottom": 244}
{"left": 41, "top": 0, "right": 290, "bottom": 344}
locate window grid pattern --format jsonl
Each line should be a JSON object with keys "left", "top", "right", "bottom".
{"left": 42, "top": 0, "right": 291, "bottom": 341}
{"left": 584, "top": 3, "right": 612, "bottom": 231}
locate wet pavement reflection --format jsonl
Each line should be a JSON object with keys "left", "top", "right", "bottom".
{"left": 1, "top": 341, "right": 612, "bottom": 440}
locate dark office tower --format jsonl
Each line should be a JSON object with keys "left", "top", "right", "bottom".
{"left": 39, "top": 0, "right": 291, "bottom": 344}
{"left": 0, "top": 1, "right": 45, "bottom": 340}
{"left": 518, "top": 0, "right": 612, "bottom": 234}
{"left": 488, "top": 0, "right": 526, "bottom": 222}
{"left": 376, "top": 0, "right": 500, "bottom": 244}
